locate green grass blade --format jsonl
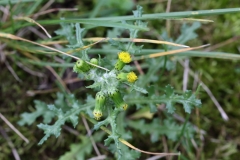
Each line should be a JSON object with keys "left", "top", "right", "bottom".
{"left": 26, "top": 0, "right": 43, "bottom": 15}
{"left": 177, "top": 51, "right": 240, "bottom": 60}
{"left": 88, "top": 49, "right": 240, "bottom": 60}
{"left": 87, "top": 8, "right": 240, "bottom": 21}
{"left": 14, "top": 57, "right": 74, "bottom": 67}
{"left": 0, "top": 0, "right": 35, "bottom": 4}
{"left": 21, "top": 19, "right": 149, "bottom": 31}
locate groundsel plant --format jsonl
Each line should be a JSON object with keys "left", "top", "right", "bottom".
{"left": 18, "top": 6, "right": 203, "bottom": 159}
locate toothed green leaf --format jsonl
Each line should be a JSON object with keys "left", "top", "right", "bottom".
{"left": 126, "top": 84, "right": 201, "bottom": 114}
{"left": 18, "top": 100, "right": 55, "bottom": 126}
{"left": 128, "top": 118, "right": 194, "bottom": 142}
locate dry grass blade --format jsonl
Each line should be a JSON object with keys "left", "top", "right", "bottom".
{"left": 0, "top": 32, "right": 109, "bottom": 71}
{"left": 40, "top": 40, "right": 68, "bottom": 45}
{"left": 14, "top": 16, "right": 52, "bottom": 38}
{"left": 119, "top": 138, "right": 180, "bottom": 156}
{"left": 166, "top": 17, "right": 214, "bottom": 23}
{"left": 84, "top": 37, "right": 189, "bottom": 48}
{"left": 135, "top": 44, "right": 210, "bottom": 60}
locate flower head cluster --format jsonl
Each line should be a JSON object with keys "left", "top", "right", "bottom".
{"left": 73, "top": 51, "right": 138, "bottom": 120}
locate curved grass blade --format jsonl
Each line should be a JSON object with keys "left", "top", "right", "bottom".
{"left": 14, "top": 16, "right": 52, "bottom": 38}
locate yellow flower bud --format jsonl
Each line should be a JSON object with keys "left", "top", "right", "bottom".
{"left": 127, "top": 72, "right": 138, "bottom": 83}
{"left": 118, "top": 51, "right": 131, "bottom": 63}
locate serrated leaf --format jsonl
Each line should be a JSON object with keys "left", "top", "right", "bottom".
{"left": 138, "top": 57, "right": 175, "bottom": 87}
{"left": 37, "top": 96, "right": 95, "bottom": 144}
{"left": 126, "top": 85, "right": 201, "bottom": 114}
{"left": 124, "top": 82, "right": 148, "bottom": 94}
{"left": 75, "top": 23, "right": 85, "bottom": 47}
{"left": 68, "top": 114, "right": 79, "bottom": 128}
{"left": 128, "top": 118, "right": 194, "bottom": 142}
{"left": 18, "top": 100, "right": 55, "bottom": 126}
{"left": 116, "top": 112, "right": 132, "bottom": 140}
{"left": 133, "top": 5, "right": 143, "bottom": 18}
{"left": 104, "top": 136, "right": 114, "bottom": 146}
{"left": 48, "top": 104, "right": 63, "bottom": 116}
{"left": 59, "top": 136, "right": 91, "bottom": 160}
{"left": 175, "top": 22, "right": 201, "bottom": 45}
{"left": 55, "top": 21, "right": 76, "bottom": 45}
{"left": 109, "top": 143, "right": 141, "bottom": 160}
{"left": 109, "top": 38, "right": 126, "bottom": 51}
{"left": 86, "top": 82, "right": 101, "bottom": 89}
{"left": 59, "top": 132, "right": 105, "bottom": 160}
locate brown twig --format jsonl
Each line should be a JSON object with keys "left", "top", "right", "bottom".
{"left": 178, "top": 60, "right": 229, "bottom": 121}
{"left": 32, "top": 8, "right": 78, "bottom": 18}
{"left": 0, "top": 6, "right": 10, "bottom": 22}
{"left": 38, "top": 0, "right": 55, "bottom": 13}
{"left": 81, "top": 116, "right": 101, "bottom": 157}
{"left": 4, "top": 60, "right": 22, "bottom": 82}
{"left": 204, "top": 35, "right": 240, "bottom": 51}
{"left": 62, "top": 125, "right": 80, "bottom": 136}
{"left": 87, "top": 155, "right": 107, "bottom": 160}
{"left": 0, "top": 113, "right": 29, "bottom": 143}
{"left": 166, "top": 0, "right": 172, "bottom": 36}
{"left": 183, "top": 59, "right": 189, "bottom": 91}
{"left": 16, "top": 62, "right": 45, "bottom": 77}
{"left": 0, "top": 126, "right": 21, "bottom": 160}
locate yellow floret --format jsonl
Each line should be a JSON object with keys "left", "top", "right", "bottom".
{"left": 118, "top": 51, "right": 131, "bottom": 63}
{"left": 93, "top": 110, "right": 103, "bottom": 120}
{"left": 127, "top": 72, "right": 138, "bottom": 83}
{"left": 122, "top": 104, "right": 128, "bottom": 110}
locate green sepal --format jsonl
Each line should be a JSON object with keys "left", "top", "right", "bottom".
{"left": 117, "top": 72, "right": 128, "bottom": 81}
{"left": 114, "top": 60, "right": 125, "bottom": 70}
{"left": 109, "top": 90, "right": 128, "bottom": 110}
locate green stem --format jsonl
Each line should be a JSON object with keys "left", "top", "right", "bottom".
{"left": 178, "top": 113, "right": 190, "bottom": 140}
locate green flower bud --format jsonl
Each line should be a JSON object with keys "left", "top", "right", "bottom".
{"left": 90, "top": 58, "right": 98, "bottom": 68}
{"left": 93, "top": 92, "right": 106, "bottom": 120}
{"left": 114, "top": 51, "right": 131, "bottom": 70}
{"left": 109, "top": 90, "right": 128, "bottom": 110}
{"left": 75, "top": 59, "right": 91, "bottom": 72}
{"left": 117, "top": 71, "right": 138, "bottom": 83}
